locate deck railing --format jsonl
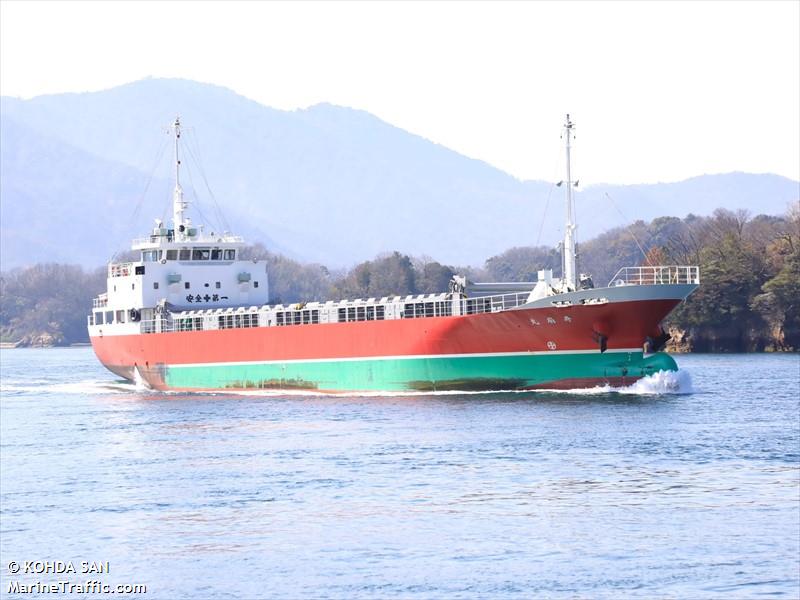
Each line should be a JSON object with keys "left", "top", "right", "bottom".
{"left": 463, "top": 291, "right": 531, "bottom": 314}
{"left": 92, "top": 294, "right": 108, "bottom": 308}
{"left": 608, "top": 265, "right": 700, "bottom": 287}
{"left": 132, "top": 290, "right": 537, "bottom": 335}
{"left": 131, "top": 235, "right": 245, "bottom": 246}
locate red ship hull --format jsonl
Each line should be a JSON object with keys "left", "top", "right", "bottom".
{"left": 91, "top": 298, "right": 681, "bottom": 392}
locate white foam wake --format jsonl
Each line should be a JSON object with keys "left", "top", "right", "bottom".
{"left": 132, "top": 367, "right": 152, "bottom": 391}
{"left": 0, "top": 379, "right": 139, "bottom": 395}
{"left": 539, "top": 369, "right": 694, "bottom": 396}
{"left": 621, "top": 368, "right": 694, "bottom": 395}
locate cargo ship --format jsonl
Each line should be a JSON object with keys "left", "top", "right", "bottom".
{"left": 88, "top": 115, "right": 699, "bottom": 392}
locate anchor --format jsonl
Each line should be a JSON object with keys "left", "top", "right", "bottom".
{"left": 644, "top": 327, "right": 671, "bottom": 355}
{"left": 592, "top": 329, "right": 608, "bottom": 353}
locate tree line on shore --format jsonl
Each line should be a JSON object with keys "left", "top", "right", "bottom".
{"left": 2, "top": 205, "right": 797, "bottom": 351}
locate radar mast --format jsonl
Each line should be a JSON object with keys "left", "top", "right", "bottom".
{"left": 172, "top": 116, "right": 188, "bottom": 239}
{"left": 562, "top": 114, "right": 577, "bottom": 290}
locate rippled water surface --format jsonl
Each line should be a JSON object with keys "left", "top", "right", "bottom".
{"left": 1, "top": 349, "right": 798, "bottom": 599}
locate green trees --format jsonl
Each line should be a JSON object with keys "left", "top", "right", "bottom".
{"left": 417, "top": 261, "right": 456, "bottom": 294}
{"left": 751, "top": 206, "right": 800, "bottom": 349}
{"left": 660, "top": 207, "right": 799, "bottom": 351}
{"left": 330, "top": 252, "right": 452, "bottom": 300}
{"left": 2, "top": 205, "right": 797, "bottom": 350}
{"left": 0, "top": 264, "right": 105, "bottom": 345}
{"left": 755, "top": 251, "right": 800, "bottom": 348}
{"left": 239, "top": 243, "right": 332, "bottom": 304}
{"left": 671, "top": 231, "right": 767, "bottom": 350}
{"left": 484, "top": 246, "right": 559, "bottom": 282}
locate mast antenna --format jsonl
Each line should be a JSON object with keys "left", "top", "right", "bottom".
{"left": 562, "top": 114, "right": 577, "bottom": 290}
{"left": 172, "top": 116, "right": 188, "bottom": 238}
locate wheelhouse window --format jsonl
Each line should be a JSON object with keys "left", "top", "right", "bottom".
{"left": 211, "top": 249, "right": 223, "bottom": 260}
{"left": 179, "top": 248, "right": 190, "bottom": 261}
{"left": 166, "top": 250, "right": 178, "bottom": 260}
{"left": 192, "top": 248, "right": 211, "bottom": 261}
{"left": 224, "top": 249, "right": 236, "bottom": 260}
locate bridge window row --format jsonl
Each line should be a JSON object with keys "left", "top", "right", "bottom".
{"left": 142, "top": 248, "right": 237, "bottom": 262}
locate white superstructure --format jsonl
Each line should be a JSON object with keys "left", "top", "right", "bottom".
{"left": 89, "top": 117, "right": 269, "bottom": 333}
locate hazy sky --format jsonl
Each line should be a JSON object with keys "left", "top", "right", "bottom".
{"left": 1, "top": 0, "right": 798, "bottom": 185}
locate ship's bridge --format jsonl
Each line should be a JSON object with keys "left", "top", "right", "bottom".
{"left": 91, "top": 216, "right": 268, "bottom": 333}
{"left": 131, "top": 219, "right": 244, "bottom": 251}
{"left": 128, "top": 220, "right": 252, "bottom": 272}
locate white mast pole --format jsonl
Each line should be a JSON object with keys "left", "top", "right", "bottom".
{"left": 172, "top": 116, "right": 186, "bottom": 238}
{"left": 563, "top": 114, "right": 577, "bottom": 290}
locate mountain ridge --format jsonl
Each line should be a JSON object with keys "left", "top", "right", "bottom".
{"left": 2, "top": 78, "right": 798, "bottom": 269}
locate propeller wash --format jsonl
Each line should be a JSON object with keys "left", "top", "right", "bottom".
{"left": 89, "top": 116, "right": 699, "bottom": 392}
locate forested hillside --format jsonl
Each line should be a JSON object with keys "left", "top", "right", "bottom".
{"left": 0, "top": 264, "right": 106, "bottom": 346}
{"left": 2, "top": 206, "right": 797, "bottom": 351}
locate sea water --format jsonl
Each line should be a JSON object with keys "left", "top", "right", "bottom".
{"left": 0, "top": 349, "right": 798, "bottom": 599}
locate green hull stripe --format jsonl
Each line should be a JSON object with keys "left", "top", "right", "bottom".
{"left": 165, "top": 351, "right": 678, "bottom": 392}
{"left": 162, "top": 348, "right": 643, "bottom": 368}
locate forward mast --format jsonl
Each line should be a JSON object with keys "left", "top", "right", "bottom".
{"left": 562, "top": 113, "right": 577, "bottom": 291}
